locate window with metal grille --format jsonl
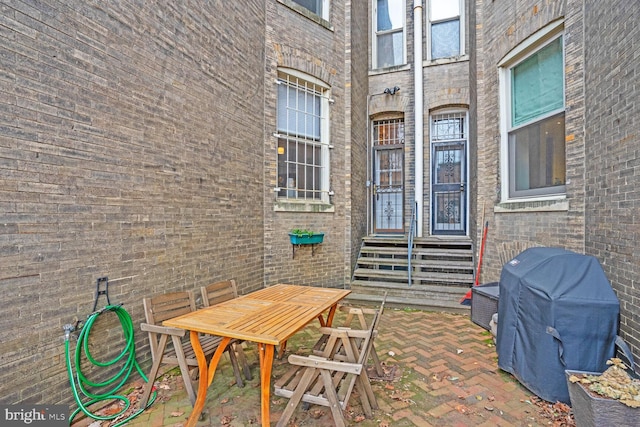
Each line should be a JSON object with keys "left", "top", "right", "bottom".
{"left": 373, "top": 118, "right": 405, "bottom": 146}
{"left": 276, "top": 70, "right": 330, "bottom": 202}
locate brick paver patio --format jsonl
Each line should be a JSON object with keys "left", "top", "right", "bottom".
{"left": 74, "top": 308, "right": 569, "bottom": 426}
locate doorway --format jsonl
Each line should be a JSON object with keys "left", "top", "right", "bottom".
{"left": 372, "top": 118, "right": 404, "bottom": 234}
{"left": 431, "top": 112, "right": 467, "bottom": 235}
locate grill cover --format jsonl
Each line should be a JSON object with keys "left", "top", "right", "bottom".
{"left": 496, "top": 247, "right": 619, "bottom": 404}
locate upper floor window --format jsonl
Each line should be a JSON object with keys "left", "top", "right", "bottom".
{"left": 291, "top": 0, "right": 329, "bottom": 20}
{"left": 428, "top": 0, "right": 462, "bottom": 60}
{"left": 276, "top": 70, "right": 330, "bottom": 202}
{"left": 374, "top": 0, "right": 405, "bottom": 68}
{"left": 500, "top": 26, "right": 565, "bottom": 200}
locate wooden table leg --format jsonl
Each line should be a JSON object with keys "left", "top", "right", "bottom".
{"left": 325, "top": 303, "right": 339, "bottom": 327}
{"left": 316, "top": 303, "right": 339, "bottom": 328}
{"left": 183, "top": 333, "right": 231, "bottom": 427}
{"left": 259, "top": 343, "right": 275, "bottom": 426}
{"left": 207, "top": 337, "right": 231, "bottom": 386}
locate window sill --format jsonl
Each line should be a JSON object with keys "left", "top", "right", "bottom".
{"left": 369, "top": 64, "right": 411, "bottom": 76}
{"left": 274, "top": 200, "right": 335, "bottom": 213}
{"left": 494, "top": 196, "right": 568, "bottom": 213}
{"left": 423, "top": 54, "right": 470, "bottom": 67}
{"left": 277, "top": 0, "right": 333, "bottom": 30}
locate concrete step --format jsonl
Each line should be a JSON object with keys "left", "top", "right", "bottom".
{"left": 346, "top": 281, "right": 470, "bottom": 314}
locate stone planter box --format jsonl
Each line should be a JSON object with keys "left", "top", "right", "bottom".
{"left": 565, "top": 370, "right": 638, "bottom": 427}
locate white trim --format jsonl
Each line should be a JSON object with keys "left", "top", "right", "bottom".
{"left": 498, "top": 19, "right": 564, "bottom": 67}
{"left": 372, "top": 0, "right": 407, "bottom": 69}
{"left": 277, "top": 67, "right": 329, "bottom": 88}
{"left": 426, "top": 0, "right": 464, "bottom": 61}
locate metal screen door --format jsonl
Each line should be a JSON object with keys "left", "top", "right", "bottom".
{"left": 431, "top": 113, "right": 467, "bottom": 235}
{"left": 373, "top": 119, "right": 404, "bottom": 233}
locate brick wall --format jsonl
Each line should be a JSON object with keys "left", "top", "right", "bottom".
{"left": 262, "top": 2, "right": 354, "bottom": 288}
{"left": 0, "top": 1, "right": 266, "bottom": 404}
{"left": 347, "top": 0, "right": 370, "bottom": 269}
{"left": 474, "top": 0, "right": 585, "bottom": 281}
{"left": 476, "top": 0, "right": 640, "bottom": 364}
{"left": 583, "top": 0, "right": 640, "bottom": 359}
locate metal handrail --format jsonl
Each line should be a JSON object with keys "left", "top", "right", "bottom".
{"left": 407, "top": 201, "right": 418, "bottom": 286}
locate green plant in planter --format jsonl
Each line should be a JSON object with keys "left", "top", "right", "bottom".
{"left": 290, "top": 228, "right": 316, "bottom": 237}
{"left": 568, "top": 358, "right": 640, "bottom": 407}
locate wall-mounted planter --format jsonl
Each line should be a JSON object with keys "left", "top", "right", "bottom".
{"left": 288, "top": 232, "right": 324, "bottom": 245}
{"left": 289, "top": 232, "right": 324, "bottom": 258}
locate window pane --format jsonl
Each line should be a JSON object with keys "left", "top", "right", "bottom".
{"left": 291, "top": 0, "right": 322, "bottom": 17}
{"left": 377, "top": 0, "right": 403, "bottom": 31}
{"left": 431, "top": 0, "right": 459, "bottom": 21}
{"left": 431, "top": 19, "right": 460, "bottom": 59}
{"left": 277, "top": 82, "right": 321, "bottom": 139}
{"left": 509, "top": 112, "right": 565, "bottom": 196}
{"left": 376, "top": 31, "right": 404, "bottom": 68}
{"left": 512, "top": 37, "right": 563, "bottom": 126}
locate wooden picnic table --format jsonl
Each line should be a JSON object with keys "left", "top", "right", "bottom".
{"left": 163, "top": 283, "right": 351, "bottom": 426}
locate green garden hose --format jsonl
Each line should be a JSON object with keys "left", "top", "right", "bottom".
{"left": 65, "top": 304, "right": 156, "bottom": 426}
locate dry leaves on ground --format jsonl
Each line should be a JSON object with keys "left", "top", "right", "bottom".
{"left": 529, "top": 396, "right": 576, "bottom": 427}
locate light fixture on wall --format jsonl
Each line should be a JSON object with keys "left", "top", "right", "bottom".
{"left": 383, "top": 86, "right": 400, "bottom": 95}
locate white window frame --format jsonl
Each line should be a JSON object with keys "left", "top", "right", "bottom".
{"left": 372, "top": 0, "right": 406, "bottom": 69}
{"left": 289, "top": 0, "right": 330, "bottom": 21}
{"left": 275, "top": 68, "right": 331, "bottom": 205}
{"left": 498, "top": 20, "right": 566, "bottom": 203}
{"left": 427, "top": 0, "right": 464, "bottom": 61}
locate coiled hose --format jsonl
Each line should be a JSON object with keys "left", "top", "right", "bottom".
{"left": 65, "top": 304, "right": 156, "bottom": 426}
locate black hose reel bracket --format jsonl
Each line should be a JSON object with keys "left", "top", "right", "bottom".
{"left": 91, "top": 276, "right": 111, "bottom": 313}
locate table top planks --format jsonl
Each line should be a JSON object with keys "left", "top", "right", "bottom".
{"left": 163, "top": 284, "right": 350, "bottom": 346}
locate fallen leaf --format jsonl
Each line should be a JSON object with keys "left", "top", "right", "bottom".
{"left": 455, "top": 404, "right": 468, "bottom": 414}
{"left": 170, "top": 411, "right": 184, "bottom": 417}
{"left": 310, "top": 409, "right": 324, "bottom": 419}
{"left": 220, "top": 397, "right": 229, "bottom": 404}
{"left": 354, "top": 415, "right": 366, "bottom": 422}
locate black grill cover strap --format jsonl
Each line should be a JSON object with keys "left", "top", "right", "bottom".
{"left": 546, "top": 326, "right": 565, "bottom": 367}
{"left": 615, "top": 335, "right": 637, "bottom": 374}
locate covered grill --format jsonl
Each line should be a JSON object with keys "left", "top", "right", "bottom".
{"left": 496, "top": 247, "right": 619, "bottom": 404}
